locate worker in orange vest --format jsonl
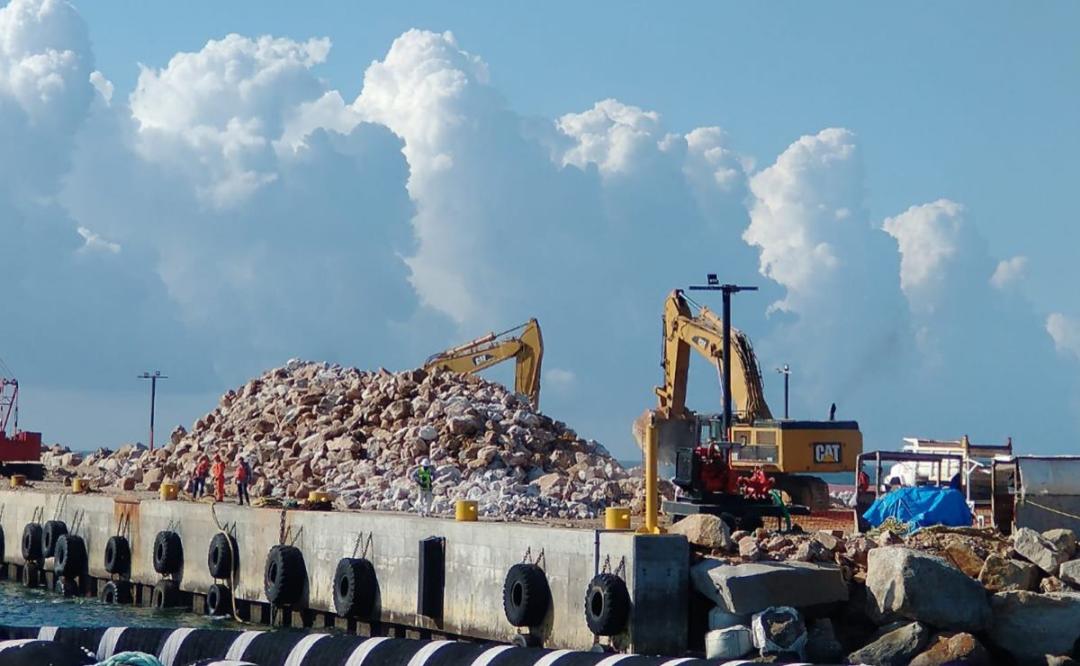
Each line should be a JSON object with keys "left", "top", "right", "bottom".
{"left": 211, "top": 453, "right": 226, "bottom": 502}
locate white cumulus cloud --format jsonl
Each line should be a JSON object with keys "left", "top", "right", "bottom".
{"left": 1047, "top": 313, "right": 1080, "bottom": 360}
{"left": 991, "top": 255, "right": 1028, "bottom": 289}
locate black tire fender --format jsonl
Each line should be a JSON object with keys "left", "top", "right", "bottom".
{"left": 100, "top": 580, "right": 132, "bottom": 604}
{"left": 42, "top": 520, "right": 67, "bottom": 558}
{"left": 20, "top": 562, "right": 41, "bottom": 588}
{"left": 264, "top": 544, "right": 305, "bottom": 606}
{"left": 54, "top": 534, "right": 87, "bottom": 577}
{"left": 206, "top": 583, "right": 232, "bottom": 616}
{"left": 333, "top": 557, "right": 376, "bottom": 619}
{"left": 55, "top": 575, "right": 79, "bottom": 598}
{"left": 21, "top": 523, "right": 43, "bottom": 562}
{"left": 502, "top": 563, "right": 550, "bottom": 627}
{"left": 152, "top": 580, "right": 182, "bottom": 609}
{"left": 104, "top": 536, "right": 131, "bottom": 575}
{"left": 153, "top": 531, "right": 183, "bottom": 575}
{"left": 208, "top": 533, "right": 238, "bottom": 579}
{"left": 584, "top": 573, "right": 630, "bottom": 636}
{"left": 0, "top": 525, "right": 5, "bottom": 565}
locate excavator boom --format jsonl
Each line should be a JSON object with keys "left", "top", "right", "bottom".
{"left": 424, "top": 319, "right": 544, "bottom": 408}
{"left": 655, "top": 290, "right": 772, "bottom": 422}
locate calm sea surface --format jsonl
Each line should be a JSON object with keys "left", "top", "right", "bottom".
{"left": 0, "top": 580, "right": 241, "bottom": 629}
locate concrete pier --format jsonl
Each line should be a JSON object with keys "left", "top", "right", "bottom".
{"left": 0, "top": 490, "right": 689, "bottom": 656}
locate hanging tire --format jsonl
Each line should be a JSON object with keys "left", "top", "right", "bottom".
{"left": 206, "top": 583, "right": 232, "bottom": 616}
{"left": 208, "top": 533, "right": 238, "bottom": 579}
{"left": 21, "top": 563, "right": 41, "bottom": 588}
{"left": 53, "top": 534, "right": 86, "bottom": 577}
{"left": 152, "top": 580, "right": 183, "bottom": 609}
{"left": 584, "top": 573, "right": 630, "bottom": 636}
{"left": 100, "top": 580, "right": 132, "bottom": 604}
{"left": 502, "top": 563, "right": 550, "bottom": 627}
{"left": 42, "top": 521, "right": 67, "bottom": 558}
{"left": 21, "top": 523, "right": 43, "bottom": 561}
{"left": 264, "top": 545, "right": 305, "bottom": 606}
{"left": 55, "top": 575, "right": 79, "bottom": 598}
{"left": 104, "top": 536, "right": 130, "bottom": 575}
{"left": 333, "top": 557, "right": 376, "bottom": 619}
{"left": 153, "top": 531, "right": 183, "bottom": 575}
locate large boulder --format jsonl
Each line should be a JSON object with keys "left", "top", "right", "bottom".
{"left": 1060, "top": 560, "right": 1080, "bottom": 589}
{"left": 865, "top": 547, "right": 991, "bottom": 632}
{"left": 1043, "top": 528, "right": 1078, "bottom": 559}
{"left": 909, "top": 632, "right": 990, "bottom": 666}
{"left": 978, "top": 554, "right": 1040, "bottom": 592}
{"left": 944, "top": 540, "right": 985, "bottom": 578}
{"left": 848, "top": 622, "right": 930, "bottom": 666}
{"left": 990, "top": 591, "right": 1080, "bottom": 664}
{"left": 691, "top": 559, "right": 848, "bottom": 615}
{"left": 668, "top": 514, "right": 732, "bottom": 550}
{"left": 1013, "top": 527, "right": 1070, "bottom": 575}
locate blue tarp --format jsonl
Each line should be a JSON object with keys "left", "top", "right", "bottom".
{"left": 863, "top": 486, "right": 972, "bottom": 530}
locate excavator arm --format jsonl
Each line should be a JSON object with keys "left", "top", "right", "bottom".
{"left": 424, "top": 319, "right": 544, "bottom": 409}
{"left": 654, "top": 290, "right": 772, "bottom": 422}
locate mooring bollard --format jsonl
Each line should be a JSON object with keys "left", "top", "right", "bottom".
{"left": 454, "top": 500, "right": 477, "bottom": 522}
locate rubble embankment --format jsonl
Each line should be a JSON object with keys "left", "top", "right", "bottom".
{"left": 675, "top": 514, "right": 1080, "bottom": 664}
{"left": 42, "top": 360, "right": 670, "bottom": 519}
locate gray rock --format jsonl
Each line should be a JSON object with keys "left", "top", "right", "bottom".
{"left": 738, "top": 536, "right": 763, "bottom": 561}
{"left": 805, "top": 618, "right": 844, "bottom": 663}
{"left": 1043, "top": 528, "right": 1078, "bottom": 559}
{"left": 848, "top": 622, "right": 930, "bottom": 666}
{"left": 668, "top": 514, "right": 732, "bottom": 550}
{"left": 1060, "top": 559, "right": 1080, "bottom": 589}
{"left": 1014, "top": 527, "right": 1070, "bottom": 575}
{"left": 690, "top": 559, "right": 848, "bottom": 615}
{"left": 866, "top": 547, "right": 991, "bottom": 632}
{"left": 978, "top": 554, "right": 1040, "bottom": 592}
{"left": 989, "top": 591, "right": 1080, "bottom": 665}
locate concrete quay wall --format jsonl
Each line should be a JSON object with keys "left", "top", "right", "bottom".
{"left": 0, "top": 490, "right": 688, "bottom": 655}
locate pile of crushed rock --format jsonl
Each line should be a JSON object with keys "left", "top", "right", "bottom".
{"left": 46, "top": 360, "right": 664, "bottom": 519}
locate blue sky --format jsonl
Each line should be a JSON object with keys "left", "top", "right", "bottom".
{"left": 3, "top": 0, "right": 1079, "bottom": 457}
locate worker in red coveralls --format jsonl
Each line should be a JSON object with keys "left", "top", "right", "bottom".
{"left": 192, "top": 454, "right": 210, "bottom": 498}
{"left": 211, "top": 453, "right": 226, "bottom": 502}
{"left": 235, "top": 456, "right": 251, "bottom": 506}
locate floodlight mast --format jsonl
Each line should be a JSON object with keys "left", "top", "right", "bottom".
{"left": 688, "top": 274, "right": 758, "bottom": 437}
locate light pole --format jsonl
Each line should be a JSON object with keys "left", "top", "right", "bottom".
{"left": 138, "top": 371, "right": 167, "bottom": 451}
{"left": 689, "top": 274, "right": 757, "bottom": 437}
{"left": 776, "top": 364, "right": 790, "bottom": 419}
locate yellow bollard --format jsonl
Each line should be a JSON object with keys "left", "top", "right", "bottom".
{"left": 10, "top": 474, "right": 26, "bottom": 488}
{"left": 605, "top": 507, "right": 631, "bottom": 530}
{"left": 637, "top": 412, "right": 665, "bottom": 534}
{"left": 159, "top": 481, "right": 179, "bottom": 501}
{"left": 71, "top": 478, "right": 87, "bottom": 494}
{"left": 455, "top": 499, "right": 478, "bottom": 522}
{"left": 308, "top": 490, "right": 333, "bottom": 505}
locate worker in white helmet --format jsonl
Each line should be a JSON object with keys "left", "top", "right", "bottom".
{"left": 410, "top": 457, "right": 436, "bottom": 516}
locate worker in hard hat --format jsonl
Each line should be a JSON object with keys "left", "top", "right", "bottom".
{"left": 410, "top": 457, "right": 435, "bottom": 516}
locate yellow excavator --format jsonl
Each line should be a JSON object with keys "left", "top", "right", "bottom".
{"left": 637, "top": 289, "right": 862, "bottom": 512}
{"left": 424, "top": 319, "right": 544, "bottom": 409}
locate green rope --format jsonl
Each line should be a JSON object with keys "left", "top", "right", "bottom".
{"left": 95, "top": 651, "right": 163, "bottom": 666}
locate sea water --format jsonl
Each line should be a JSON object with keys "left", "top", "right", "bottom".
{"left": 0, "top": 580, "right": 241, "bottom": 629}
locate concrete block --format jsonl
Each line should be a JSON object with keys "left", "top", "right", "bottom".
{"left": 691, "top": 559, "right": 847, "bottom": 615}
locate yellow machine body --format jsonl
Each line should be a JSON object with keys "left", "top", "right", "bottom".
{"left": 424, "top": 319, "right": 544, "bottom": 409}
